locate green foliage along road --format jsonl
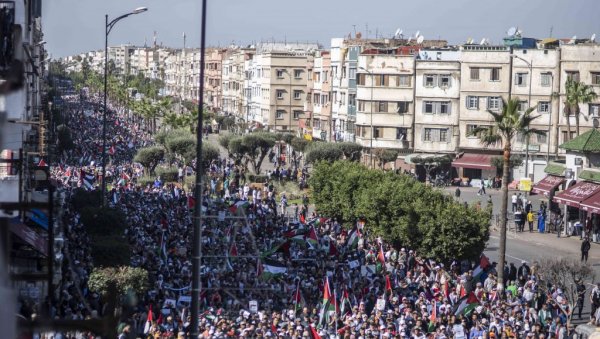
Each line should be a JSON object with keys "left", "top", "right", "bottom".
{"left": 309, "top": 161, "right": 490, "bottom": 262}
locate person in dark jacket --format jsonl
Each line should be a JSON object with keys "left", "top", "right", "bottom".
{"left": 581, "top": 237, "right": 591, "bottom": 262}
{"left": 508, "top": 262, "right": 518, "bottom": 283}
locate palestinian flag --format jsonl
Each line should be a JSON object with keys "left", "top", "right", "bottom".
{"left": 229, "top": 200, "right": 249, "bottom": 214}
{"left": 261, "top": 240, "right": 290, "bottom": 258}
{"left": 318, "top": 277, "right": 336, "bottom": 327}
{"left": 429, "top": 301, "right": 437, "bottom": 322}
{"left": 385, "top": 275, "right": 392, "bottom": 292}
{"left": 340, "top": 289, "right": 352, "bottom": 316}
{"left": 229, "top": 242, "right": 238, "bottom": 257}
{"left": 454, "top": 292, "right": 479, "bottom": 316}
{"left": 310, "top": 325, "right": 321, "bottom": 339}
{"left": 299, "top": 214, "right": 306, "bottom": 224}
{"left": 108, "top": 145, "right": 116, "bottom": 155}
{"left": 309, "top": 217, "right": 327, "bottom": 227}
{"left": 328, "top": 240, "right": 338, "bottom": 256}
{"left": 473, "top": 254, "right": 491, "bottom": 281}
{"left": 187, "top": 196, "right": 196, "bottom": 210}
{"left": 285, "top": 228, "right": 308, "bottom": 243}
{"left": 345, "top": 228, "right": 361, "bottom": 250}
{"left": 144, "top": 307, "right": 153, "bottom": 334}
{"left": 259, "top": 258, "right": 287, "bottom": 280}
{"left": 458, "top": 283, "right": 467, "bottom": 298}
{"left": 307, "top": 227, "right": 319, "bottom": 249}
{"left": 377, "top": 244, "right": 386, "bottom": 265}
{"left": 292, "top": 283, "right": 305, "bottom": 310}
{"left": 38, "top": 159, "right": 47, "bottom": 167}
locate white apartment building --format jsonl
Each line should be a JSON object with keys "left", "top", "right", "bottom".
{"left": 311, "top": 51, "right": 332, "bottom": 141}
{"left": 414, "top": 49, "right": 461, "bottom": 155}
{"left": 222, "top": 48, "right": 254, "bottom": 119}
{"left": 355, "top": 49, "right": 417, "bottom": 162}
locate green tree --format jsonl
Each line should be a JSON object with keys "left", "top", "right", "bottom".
{"left": 336, "top": 142, "right": 363, "bottom": 162}
{"left": 374, "top": 148, "right": 399, "bottom": 169}
{"left": 88, "top": 266, "right": 149, "bottom": 297}
{"left": 469, "top": 98, "right": 545, "bottom": 291}
{"left": 564, "top": 78, "right": 598, "bottom": 137}
{"left": 412, "top": 155, "right": 452, "bottom": 180}
{"left": 56, "top": 124, "right": 74, "bottom": 152}
{"left": 290, "top": 137, "right": 310, "bottom": 167}
{"left": 241, "top": 132, "right": 277, "bottom": 173}
{"left": 134, "top": 146, "right": 165, "bottom": 175}
{"left": 305, "top": 142, "right": 344, "bottom": 164}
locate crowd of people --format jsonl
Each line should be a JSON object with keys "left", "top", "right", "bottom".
{"left": 28, "top": 89, "right": 600, "bottom": 339}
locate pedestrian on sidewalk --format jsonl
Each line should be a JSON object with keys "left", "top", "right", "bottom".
{"left": 511, "top": 193, "right": 518, "bottom": 212}
{"left": 577, "top": 280, "right": 586, "bottom": 319}
{"left": 527, "top": 210, "right": 534, "bottom": 232}
{"left": 581, "top": 236, "right": 591, "bottom": 262}
{"left": 455, "top": 187, "right": 461, "bottom": 200}
{"left": 478, "top": 178, "right": 486, "bottom": 195}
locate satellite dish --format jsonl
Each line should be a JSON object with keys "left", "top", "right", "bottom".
{"left": 594, "top": 118, "right": 599, "bottom": 129}
{"left": 467, "top": 38, "right": 474, "bottom": 44}
{"left": 507, "top": 27, "right": 517, "bottom": 36}
{"left": 479, "top": 38, "right": 486, "bottom": 45}
{"left": 395, "top": 28, "right": 402, "bottom": 38}
{"left": 407, "top": 37, "right": 412, "bottom": 43}
{"left": 417, "top": 36, "right": 424, "bottom": 44}
{"left": 591, "top": 33, "right": 596, "bottom": 42}
{"left": 570, "top": 35, "right": 577, "bottom": 44}
{"left": 415, "top": 31, "right": 421, "bottom": 38}
{"left": 515, "top": 28, "right": 522, "bottom": 36}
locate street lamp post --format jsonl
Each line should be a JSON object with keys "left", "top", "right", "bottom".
{"left": 102, "top": 7, "right": 148, "bottom": 207}
{"left": 359, "top": 67, "right": 374, "bottom": 168}
{"left": 546, "top": 73, "right": 554, "bottom": 163}
{"left": 511, "top": 55, "right": 533, "bottom": 179}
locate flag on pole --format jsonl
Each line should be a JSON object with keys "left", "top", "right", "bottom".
{"left": 340, "top": 289, "right": 352, "bottom": 316}
{"left": 458, "top": 284, "right": 467, "bottom": 298}
{"left": 429, "top": 301, "right": 437, "bottom": 322}
{"left": 292, "top": 281, "right": 305, "bottom": 311}
{"left": 259, "top": 258, "right": 287, "bottom": 280}
{"left": 472, "top": 253, "right": 491, "bottom": 281}
{"left": 345, "top": 228, "right": 361, "bottom": 250}
{"left": 318, "top": 277, "right": 336, "bottom": 327}
{"left": 143, "top": 307, "right": 153, "bottom": 334}
{"left": 80, "top": 169, "right": 95, "bottom": 190}
{"left": 307, "top": 227, "right": 318, "bottom": 249}
{"left": 229, "top": 200, "right": 249, "bottom": 214}
{"left": 454, "top": 292, "right": 479, "bottom": 316}
{"left": 377, "top": 244, "right": 385, "bottom": 265}
{"left": 309, "top": 325, "right": 321, "bottom": 339}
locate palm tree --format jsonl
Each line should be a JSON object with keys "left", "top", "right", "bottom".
{"left": 564, "top": 79, "right": 598, "bottom": 138}
{"left": 469, "top": 98, "right": 545, "bottom": 293}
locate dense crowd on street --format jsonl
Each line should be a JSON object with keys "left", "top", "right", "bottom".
{"left": 22, "top": 90, "right": 600, "bottom": 339}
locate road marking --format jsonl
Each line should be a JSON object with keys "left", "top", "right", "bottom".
{"left": 487, "top": 236, "right": 528, "bottom": 263}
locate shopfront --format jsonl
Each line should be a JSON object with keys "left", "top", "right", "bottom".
{"left": 553, "top": 181, "right": 600, "bottom": 236}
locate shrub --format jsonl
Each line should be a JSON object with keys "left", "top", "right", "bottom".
{"left": 156, "top": 167, "right": 179, "bottom": 182}
{"left": 88, "top": 266, "right": 149, "bottom": 296}
{"left": 90, "top": 235, "right": 131, "bottom": 267}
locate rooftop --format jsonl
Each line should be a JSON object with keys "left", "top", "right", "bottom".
{"left": 559, "top": 129, "right": 600, "bottom": 153}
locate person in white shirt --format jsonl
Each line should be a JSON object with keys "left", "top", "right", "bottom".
{"left": 511, "top": 193, "right": 518, "bottom": 212}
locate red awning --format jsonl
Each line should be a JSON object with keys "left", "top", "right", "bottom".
{"left": 581, "top": 191, "right": 600, "bottom": 214}
{"left": 531, "top": 175, "right": 564, "bottom": 196}
{"left": 553, "top": 181, "right": 600, "bottom": 208}
{"left": 451, "top": 154, "right": 494, "bottom": 170}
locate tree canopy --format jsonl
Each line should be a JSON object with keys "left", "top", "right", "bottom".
{"left": 309, "top": 161, "right": 490, "bottom": 262}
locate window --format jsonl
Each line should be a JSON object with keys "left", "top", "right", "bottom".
{"left": 490, "top": 68, "right": 500, "bottom": 81}
{"left": 357, "top": 73, "right": 366, "bottom": 86}
{"left": 424, "top": 74, "right": 437, "bottom": 87}
{"left": 376, "top": 101, "right": 388, "bottom": 113}
{"left": 541, "top": 72, "right": 552, "bottom": 87}
{"left": 373, "top": 127, "right": 383, "bottom": 138}
{"left": 397, "top": 101, "right": 409, "bottom": 114}
{"left": 439, "top": 75, "right": 451, "bottom": 88}
{"left": 293, "top": 90, "right": 302, "bottom": 100}
{"left": 470, "top": 67, "right": 480, "bottom": 80}
{"left": 424, "top": 101, "right": 451, "bottom": 114}
{"left": 349, "top": 68, "right": 356, "bottom": 79}
{"left": 313, "top": 93, "right": 320, "bottom": 104}
{"left": 375, "top": 75, "right": 389, "bottom": 86}
{"left": 293, "top": 110, "right": 303, "bottom": 119}
{"left": 562, "top": 131, "right": 576, "bottom": 142}
{"left": 566, "top": 71, "right": 580, "bottom": 82}
{"left": 537, "top": 133, "right": 547, "bottom": 144}
{"left": 348, "top": 94, "right": 356, "bottom": 106}
{"left": 294, "top": 69, "right": 302, "bottom": 79}
{"left": 396, "top": 128, "right": 407, "bottom": 140}
{"left": 538, "top": 101, "right": 550, "bottom": 113}
{"left": 487, "top": 96, "right": 501, "bottom": 110}
{"left": 592, "top": 72, "right": 600, "bottom": 85}
{"left": 314, "top": 72, "right": 321, "bottom": 82}
{"left": 276, "top": 69, "right": 284, "bottom": 78}
{"left": 276, "top": 89, "right": 284, "bottom": 99}
{"left": 424, "top": 128, "right": 432, "bottom": 141}
{"left": 358, "top": 100, "right": 365, "bottom": 111}
{"left": 590, "top": 104, "right": 600, "bottom": 117}
{"left": 515, "top": 73, "right": 528, "bottom": 87}
{"left": 517, "top": 101, "right": 528, "bottom": 112}
{"left": 466, "top": 124, "right": 482, "bottom": 137}
{"left": 398, "top": 75, "right": 411, "bottom": 87}
{"left": 439, "top": 129, "right": 448, "bottom": 142}
{"left": 276, "top": 110, "right": 285, "bottom": 119}
{"left": 466, "top": 96, "right": 479, "bottom": 109}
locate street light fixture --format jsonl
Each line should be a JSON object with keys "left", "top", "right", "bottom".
{"left": 510, "top": 54, "right": 533, "bottom": 179}
{"left": 359, "top": 66, "right": 374, "bottom": 168}
{"left": 101, "top": 7, "right": 148, "bottom": 207}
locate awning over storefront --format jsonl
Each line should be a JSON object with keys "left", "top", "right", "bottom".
{"left": 581, "top": 191, "right": 600, "bottom": 214}
{"left": 9, "top": 219, "right": 47, "bottom": 256}
{"left": 531, "top": 175, "right": 564, "bottom": 196}
{"left": 451, "top": 153, "right": 494, "bottom": 170}
{"left": 553, "top": 181, "right": 600, "bottom": 208}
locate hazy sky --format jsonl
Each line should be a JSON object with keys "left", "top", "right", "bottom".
{"left": 43, "top": 0, "right": 600, "bottom": 58}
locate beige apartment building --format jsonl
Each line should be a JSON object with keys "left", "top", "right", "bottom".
{"left": 355, "top": 49, "right": 417, "bottom": 164}
{"left": 222, "top": 48, "right": 255, "bottom": 120}
{"left": 203, "top": 49, "right": 225, "bottom": 111}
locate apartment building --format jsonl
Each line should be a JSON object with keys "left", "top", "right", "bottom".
{"left": 107, "top": 44, "right": 135, "bottom": 75}
{"left": 311, "top": 51, "right": 332, "bottom": 140}
{"left": 222, "top": 48, "right": 255, "bottom": 119}
{"left": 355, "top": 47, "right": 419, "bottom": 163}
{"left": 413, "top": 49, "right": 461, "bottom": 155}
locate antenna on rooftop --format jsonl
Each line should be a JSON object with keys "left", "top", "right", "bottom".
{"left": 515, "top": 28, "right": 522, "bottom": 36}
